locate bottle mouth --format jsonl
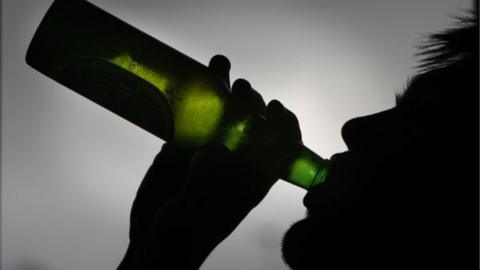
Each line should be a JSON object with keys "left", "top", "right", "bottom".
{"left": 309, "top": 159, "right": 330, "bottom": 188}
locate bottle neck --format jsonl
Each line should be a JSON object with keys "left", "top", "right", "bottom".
{"left": 216, "top": 108, "right": 329, "bottom": 189}
{"left": 284, "top": 143, "right": 329, "bottom": 188}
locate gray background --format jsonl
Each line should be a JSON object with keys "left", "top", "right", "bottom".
{"left": 2, "top": 0, "right": 471, "bottom": 269}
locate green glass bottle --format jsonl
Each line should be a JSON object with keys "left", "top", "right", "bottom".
{"left": 26, "top": 0, "right": 329, "bottom": 189}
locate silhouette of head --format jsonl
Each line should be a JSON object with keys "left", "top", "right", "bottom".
{"left": 282, "top": 14, "right": 478, "bottom": 269}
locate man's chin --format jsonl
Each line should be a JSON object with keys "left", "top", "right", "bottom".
{"left": 281, "top": 214, "right": 362, "bottom": 269}
{"left": 281, "top": 218, "right": 320, "bottom": 270}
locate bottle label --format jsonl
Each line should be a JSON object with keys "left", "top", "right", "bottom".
{"left": 55, "top": 58, "right": 174, "bottom": 141}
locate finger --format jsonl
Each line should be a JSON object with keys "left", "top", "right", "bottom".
{"left": 231, "top": 79, "right": 267, "bottom": 114}
{"left": 208, "top": 55, "right": 231, "bottom": 87}
{"left": 265, "top": 99, "right": 285, "bottom": 119}
{"left": 265, "top": 100, "right": 302, "bottom": 142}
{"left": 187, "top": 143, "right": 276, "bottom": 210}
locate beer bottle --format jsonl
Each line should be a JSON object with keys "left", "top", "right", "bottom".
{"left": 26, "top": 0, "right": 329, "bottom": 189}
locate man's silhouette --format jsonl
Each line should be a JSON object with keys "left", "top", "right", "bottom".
{"left": 118, "top": 12, "right": 478, "bottom": 270}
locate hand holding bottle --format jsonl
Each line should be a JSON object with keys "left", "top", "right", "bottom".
{"left": 118, "top": 55, "right": 303, "bottom": 270}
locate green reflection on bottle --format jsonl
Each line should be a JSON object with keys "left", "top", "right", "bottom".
{"left": 223, "top": 119, "right": 249, "bottom": 151}
{"left": 288, "top": 152, "right": 329, "bottom": 188}
{"left": 110, "top": 54, "right": 169, "bottom": 93}
{"left": 109, "top": 53, "right": 224, "bottom": 147}
{"left": 173, "top": 84, "right": 224, "bottom": 146}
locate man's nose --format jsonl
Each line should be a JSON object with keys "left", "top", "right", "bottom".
{"left": 341, "top": 108, "right": 401, "bottom": 153}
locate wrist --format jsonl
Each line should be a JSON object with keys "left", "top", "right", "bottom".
{"left": 144, "top": 196, "right": 230, "bottom": 270}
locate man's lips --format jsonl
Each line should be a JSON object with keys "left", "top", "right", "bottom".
{"left": 303, "top": 151, "right": 356, "bottom": 211}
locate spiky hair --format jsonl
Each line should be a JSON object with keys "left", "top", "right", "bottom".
{"left": 416, "top": 11, "right": 478, "bottom": 72}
